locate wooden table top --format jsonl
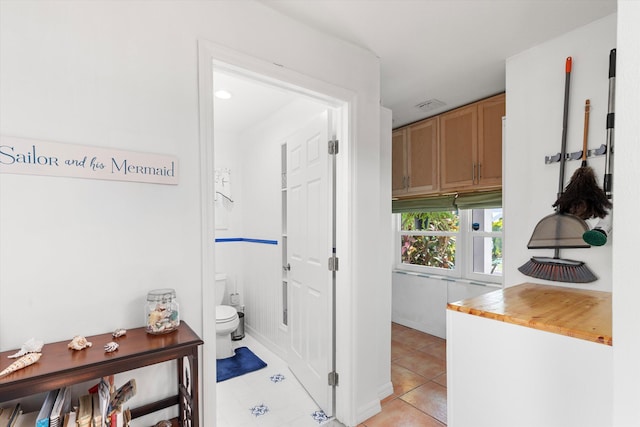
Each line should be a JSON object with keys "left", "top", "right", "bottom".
{"left": 447, "top": 282, "right": 612, "bottom": 346}
{"left": 0, "top": 322, "right": 203, "bottom": 400}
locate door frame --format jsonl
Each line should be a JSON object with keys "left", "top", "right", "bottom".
{"left": 197, "top": 39, "right": 355, "bottom": 425}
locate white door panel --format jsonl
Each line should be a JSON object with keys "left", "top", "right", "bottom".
{"left": 286, "top": 111, "right": 334, "bottom": 416}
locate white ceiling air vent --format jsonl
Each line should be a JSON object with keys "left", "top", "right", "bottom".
{"left": 415, "top": 99, "right": 446, "bottom": 112}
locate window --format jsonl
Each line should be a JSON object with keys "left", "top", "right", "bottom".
{"left": 400, "top": 211, "right": 459, "bottom": 270}
{"left": 396, "top": 207, "right": 503, "bottom": 283}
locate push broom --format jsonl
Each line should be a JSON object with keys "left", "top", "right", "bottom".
{"left": 518, "top": 57, "right": 597, "bottom": 283}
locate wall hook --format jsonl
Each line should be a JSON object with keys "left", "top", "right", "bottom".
{"left": 544, "top": 144, "right": 607, "bottom": 164}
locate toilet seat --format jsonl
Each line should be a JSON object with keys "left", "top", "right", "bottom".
{"left": 216, "top": 305, "right": 238, "bottom": 323}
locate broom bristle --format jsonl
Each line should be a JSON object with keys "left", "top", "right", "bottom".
{"left": 553, "top": 166, "right": 612, "bottom": 219}
{"left": 519, "top": 257, "right": 597, "bottom": 283}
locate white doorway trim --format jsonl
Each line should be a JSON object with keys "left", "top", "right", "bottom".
{"left": 197, "top": 39, "right": 356, "bottom": 426}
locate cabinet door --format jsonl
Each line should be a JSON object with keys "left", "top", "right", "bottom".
{"left": 477, "top": 94, "right": 505, "bottom": 188}
{"left": 407, "top": 118, "right": 439, "bottom": 194}
{"left": 440, "top": 104, "right": 477, "bottom": 190}
{"left": 391, "top": 129, "right": 407, "bottom": 196}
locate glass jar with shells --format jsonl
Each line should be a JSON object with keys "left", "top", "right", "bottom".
{"left": 145, "top": 288, "right": 180, "bottom": 334}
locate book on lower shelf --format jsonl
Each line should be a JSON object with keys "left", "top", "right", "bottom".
{"left": 91, "top": 393, "right": 102, "bottom": 427}
{"left": 108, "top": 379, "right": 137, "bottom": 418}
{"left": 77, "top": 394, "right": 92, "bottom": 427}
{"left": 49, "top": 386, "right": 70, "bottom": 427}
{"left": 0, "top": 405, "right": 14, "bottom": 425}
{"left": 0, "top": 403, "right": 22, "bottom": 427}
{"left": 97, "top": 378, "right": 110, "bottom": 427}
{"left": 62, "top": 411, "right": 76, "bottom": 427}
{"left": 36, "top": 389, "right": 59, "bottom": 427}
{"left": 14, "top": 410, "right": 38, "bottom": 427}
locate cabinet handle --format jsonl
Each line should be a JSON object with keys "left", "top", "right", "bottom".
{"left": 478, "top": 163, "right": 482, "bottom": 181}
{"left": 472, "top": 164, "right": 476, "bottom": 184}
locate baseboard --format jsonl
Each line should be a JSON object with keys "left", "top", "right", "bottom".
{"left": 377, "top": 381, "right": 394, "bottom": 401}
{"left": 356, "top": 398, "right": 382, "bottom": 425}
{"left": 352, "top": 381, "right": 392, "bottom": 425}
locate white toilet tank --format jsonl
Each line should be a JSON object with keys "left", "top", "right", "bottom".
{"left": 215, "top": 273, "right": 227, "bottom": 305}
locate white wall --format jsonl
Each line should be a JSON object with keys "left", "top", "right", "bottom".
{"left": 1, "top": 2, "right": 207, "bottom": 421}
{"left": 0, "top": 1, "right": 383, "bottom": 426}
{"left": 213, "top": 129, "right": 244, "bottom": 306}
{"left": 612, "top": 1, "right": 640, "bottom": 424}
{"left": 505, "top": 14, "right": 617, "bottom": 291}
{"left": 392, "top": 272, "right": 500, "bottom": 338}
{"left": 393, "top": 273, "right": 448, "bottom": 338}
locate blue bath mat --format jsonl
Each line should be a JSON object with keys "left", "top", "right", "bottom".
{"left": 216, "top": 347, "right": 267, "bottom": 382}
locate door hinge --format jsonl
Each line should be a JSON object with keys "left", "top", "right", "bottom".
{"left": 328, "top": 371, "right": 339, "bottom": 386}
{"left": 328, "top": 139, "right": 339, "bottom": 155}
{"left": 328, "top": 256, "right": 339, "bottom": 272}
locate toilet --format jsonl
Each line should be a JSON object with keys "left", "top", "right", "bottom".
{"left": 215, "top": 273, "right": 240, "bottom": 359}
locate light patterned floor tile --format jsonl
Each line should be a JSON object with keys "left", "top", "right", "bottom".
{"left": 218, "top": 333, "right": 327, "bottom": 426}
{"left": 219, "top": 325, "right": 447, "bottom": 427}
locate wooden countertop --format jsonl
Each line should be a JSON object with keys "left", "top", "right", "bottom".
{"left": 447, "top": 282, "right": 612, "bottom": 346}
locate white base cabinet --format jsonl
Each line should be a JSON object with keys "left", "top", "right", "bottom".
{"left": 446, "top": 310, "right": 613, "bottom": 427}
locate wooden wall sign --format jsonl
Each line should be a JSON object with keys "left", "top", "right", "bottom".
{"left": 0, "top": 135, "right": 178, "bottom": 185}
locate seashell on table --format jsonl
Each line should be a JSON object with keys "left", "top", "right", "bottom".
{"left": 67, "top": 336, "right": 92, "bottom": 351}
{"left": 112, "top": 328, "right": 127, "bottom": 338}
{"left": 0, "top": 352, "right": 42, "bottom": 378}
{"left": 7, "top": 338, "right": 44, "bottom": 359}
{"left": 104, "top": 342, "right": 119, "bottom": 353}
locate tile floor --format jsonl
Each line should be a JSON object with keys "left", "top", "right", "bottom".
{"left": 216, "top": 333, "right": 346, "bottom": 427}
{"left": 359, "top": 323, "right": 447, "bottom": 427}
{"left": 217, "top": 323, "right": 446, "bottom": 427}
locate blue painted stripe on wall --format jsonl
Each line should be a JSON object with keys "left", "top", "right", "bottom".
{"left": 215, "top": 237, "right": 278, "bottom": 245}
{"left": 243, "top": 238, "right": 278, "bottom": 245}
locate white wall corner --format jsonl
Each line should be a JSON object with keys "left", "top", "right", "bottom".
{"left": 612, "top": 0, "right": 640, "bottom": 425}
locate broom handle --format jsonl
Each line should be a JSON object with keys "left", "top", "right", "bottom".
{"left": 582, "top": 100, "right": 590, "bottom": 166}
{"left": 604, "top": 49, "right": 615, "bottom": 199}
{"left": 558, "top": 57, "right": 572, "bottom": 199}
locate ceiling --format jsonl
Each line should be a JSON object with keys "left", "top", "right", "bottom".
{"left": 214, "top": 1, "right": 617, "bottom": 133}
{"left": 256, "top": 0, "right": 617, "bottom": 128}
{"left": 213, "top": 70, "right": 300, "bottom": 133}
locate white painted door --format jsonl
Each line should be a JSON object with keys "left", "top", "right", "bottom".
{"left": 287, "top": 110, "right": 335, "bottom": 416}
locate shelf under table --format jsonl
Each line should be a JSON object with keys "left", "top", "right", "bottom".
{"left": 0, "top": 322, "right": 203, "bottom": 425}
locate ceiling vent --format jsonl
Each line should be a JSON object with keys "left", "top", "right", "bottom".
{"left": 415, "top": 99, "right": 446, "bottom": 112}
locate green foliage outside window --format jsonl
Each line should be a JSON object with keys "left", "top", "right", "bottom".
{"left": 492, "top": 216, "right": 503, "bottom": 265}
{"left": 489, "top": 216, "right": 503, "bottom": 273}
{"left": 401, "top": 210, "right": 503, "bottom": 273}
{"left": 401, "top": 211, "right": 458, "bottom": 269}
